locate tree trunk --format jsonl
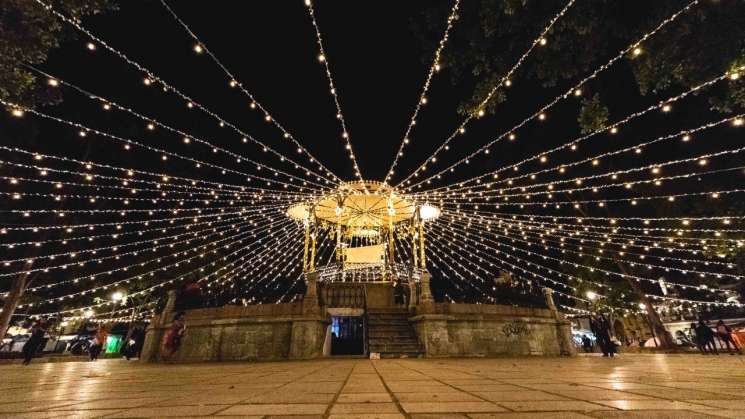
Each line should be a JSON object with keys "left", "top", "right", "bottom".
{"left": 0, "top": 272, "right": 31, "bottom": 338}
{"left": 621, "top": 273, "right": 675, "bottom": 348}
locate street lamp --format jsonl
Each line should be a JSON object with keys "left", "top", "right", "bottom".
{"left": 110, "top": 291, "right": 126, "bottom": 320}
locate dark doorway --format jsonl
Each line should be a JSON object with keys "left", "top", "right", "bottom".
{"left": 331, "top": 316, "right": 364, "bottom": 355}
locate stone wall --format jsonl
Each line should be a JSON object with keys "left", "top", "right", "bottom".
{"left": 140, "top": 303, "right": 328, "bottom": 363}
{"left": 411, "top": 303, "right": 574, "bottom": 357}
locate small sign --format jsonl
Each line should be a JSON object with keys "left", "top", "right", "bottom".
{"left": 369, "top": 352, "right": 380, "bottom": 360}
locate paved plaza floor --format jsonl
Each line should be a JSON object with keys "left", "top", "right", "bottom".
{"left": 1, "top": 354, "right": 745, "bottom": 418}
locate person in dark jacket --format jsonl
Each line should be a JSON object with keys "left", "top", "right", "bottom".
{"left": 596, "top": 315, "right": 615, "bottom": 357}
{"left": 21, "top": 319, "right": 48, "bottom": 365}
{"left": 697, "top": 320, "right": 718, "bottom": 355}
{"left": 690, "top": 322, "right": 707, "bottom": 354}
{"left": 581, "top": 335, "right": 593, "bottom": 353}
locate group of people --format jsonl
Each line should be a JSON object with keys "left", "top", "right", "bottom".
{"left": 691, "top": 320, "right": 741, "bottom": 355}
{"left": 15, "top": 318, "right": 150, "bottom": 365}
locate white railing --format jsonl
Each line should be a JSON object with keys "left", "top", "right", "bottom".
{"left": 310, "top": 262, "right": 421, "bottom": 283}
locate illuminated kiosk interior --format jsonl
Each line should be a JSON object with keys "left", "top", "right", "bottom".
{"left": 287, "top": 181, "right": 440, "bottom": 283}
{"left": 287, "top": 181, "right": 440, "bottom": 355}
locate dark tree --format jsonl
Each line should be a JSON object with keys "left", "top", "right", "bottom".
{"left": 418, "top": 0, "right": 745, "bottom": 130}
{"left": 0, "top": 0, "right": 116, "bottom": 107}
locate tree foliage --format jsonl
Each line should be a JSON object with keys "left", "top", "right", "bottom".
{"left": 417, "top": 0, "right": 745, "bottom": 117}
{"left": 0, "top": 0, "right": 116, "bottom": 107}
{"left": 577, "top": 93, "right": 609, "bottom": 134}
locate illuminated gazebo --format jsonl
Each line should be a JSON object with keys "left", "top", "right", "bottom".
{"left": 287, "top": 181, "right": 440, "bottom": 284}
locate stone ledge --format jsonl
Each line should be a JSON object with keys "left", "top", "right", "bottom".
{"left": 146, "top": 314, "right": 327, "bottom": 331}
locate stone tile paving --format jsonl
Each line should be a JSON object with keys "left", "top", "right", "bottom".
{"left": 0, "top": 354, "right": 744, "bottom": 418}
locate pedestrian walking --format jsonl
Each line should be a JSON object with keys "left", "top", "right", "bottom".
{"left": 595, "top": 315, "right": 615, "bottom": 357}
{"left": 21, "top": 319, "right": 48, "bottom": 365}
{"left": 715, "top": 320, "right": 741, "bottom": 354}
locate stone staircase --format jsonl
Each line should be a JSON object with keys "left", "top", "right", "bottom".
{"left": 367, "top": 308, "right": 423, "bottom": 358}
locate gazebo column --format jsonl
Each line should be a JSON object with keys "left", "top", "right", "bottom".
{"left": 303, "top": 271, "right": 321, "bottom": 314}
{"left": 302, "top": 222, "right": 310, "bottom": 272}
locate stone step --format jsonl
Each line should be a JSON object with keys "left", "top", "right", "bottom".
{"left": 369, "top": 336, "right": 418, "bottom": 342}
{"left": 365, "top": 309, "right": 423, "bottom": 358}
{"left": 370, "top": 346, "right": 422, "bottom": 353}
{"left": 367, "top": 324, "right": 413, "bottom": 330}
{"left": 379, "top": 352, "right": 423, "bottom": 359}
{"left": 367, "top": 319, "right": 411, "bottom": 327}
{"left": 367, "top": 330, "right": 413, "bottom": 339}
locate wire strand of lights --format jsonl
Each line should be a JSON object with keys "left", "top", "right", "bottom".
{"left": 157, "top": 0, "right": 342, "bottom": 185}
{"left": 31, "top": 0, "right": 341, "bottom": 185}
{"left": 396, "top": 0, "right": 578, "bottom": 186}
{"left": 403, "top": 0, "right": 702, "bottom": 189}
{"left": 26, "top": 67, "right": 332, "bottom": 192}
{"left": 383, "top": 0, "right": 461, "bottom": 183}
{"left": 304, "top": 0, "right": 365, "bottom": 183}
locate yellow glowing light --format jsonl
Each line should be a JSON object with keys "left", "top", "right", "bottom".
{"left": 632, "top": 47, "right": 642, "bottom": 56}
{"left": 86, "top": 42, "right": 96, "bottom": 51}
{"left": 193, "top": 44, "right": 204, "bottom": 54}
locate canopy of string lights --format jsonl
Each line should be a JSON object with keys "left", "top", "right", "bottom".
{"left": 1, "top": 0, "right": 744, "bottom": 331}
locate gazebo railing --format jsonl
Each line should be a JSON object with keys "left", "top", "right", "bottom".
{"left": 310, "top": 262, "right": 421, "bottom": 284}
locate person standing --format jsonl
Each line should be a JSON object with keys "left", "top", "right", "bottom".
{"left": 89, "top": 325, "right": 108, "bottom": 361}
{"left": 593, "top": 315, "right": 614, "bottom": 357}
{"left": 715, "top": 320, "right": 741, "bottom": 354}
{"left": 697, "top": 320, "right": 718, "bottom": 355}
{"left": 690, "top": 322, "right": 707, "bottom": 354}
{"left": 161, "top": 312, "right": 186, "bottom": 361}
{"left": 21, "top": 319, "right": 47, "bottom": 365}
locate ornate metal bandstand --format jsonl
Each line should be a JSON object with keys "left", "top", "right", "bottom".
{"left": 286, "top": 181, "right": 440, "bottom": 308}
